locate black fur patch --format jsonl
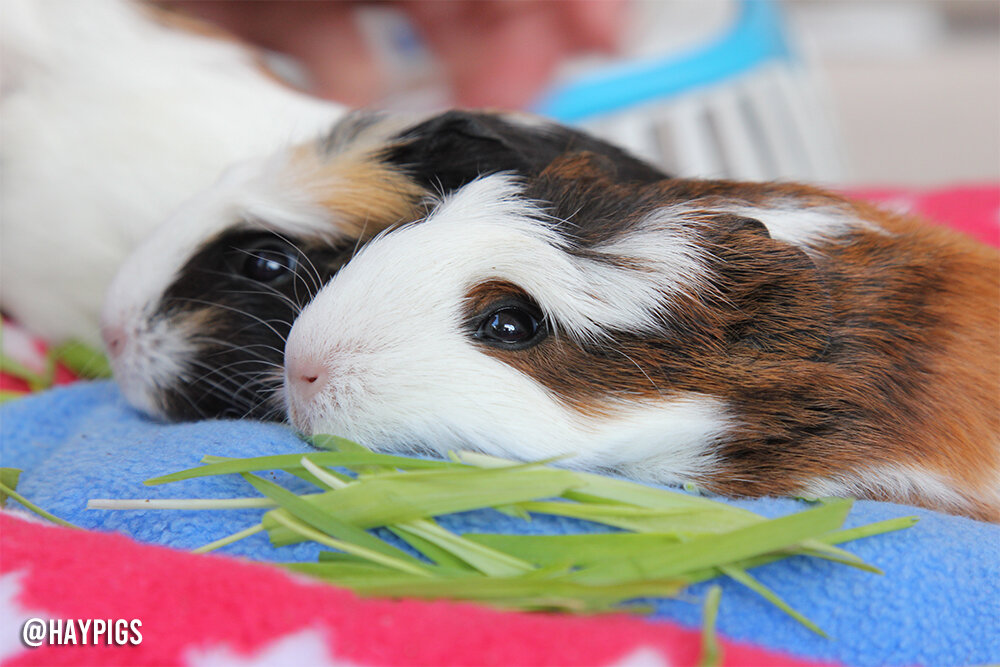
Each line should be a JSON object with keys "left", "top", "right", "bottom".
{"left": 383, "top": 110, "right": 667, "bottom": 194}
{"left": 157, "top": 230, "right": 355, "bottom": 420}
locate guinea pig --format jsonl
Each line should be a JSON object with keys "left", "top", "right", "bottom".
{"left": 283, "top": 153, "right": 1000, "bottom": 521}
{"left": 101, "top": 110, "right": 667, "bottom": 422}
{"left": 1, "top": 0, "right": 345, "bottom": 346}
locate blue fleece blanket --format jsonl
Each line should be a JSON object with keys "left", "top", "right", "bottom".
{"left": 1, "top": 381, "right": 997, "bottom": 666}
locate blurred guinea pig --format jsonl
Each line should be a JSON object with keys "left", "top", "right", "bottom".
{"left": 284, "top": 153, "right": 1000, "bottom": 521}
{"left": 102, "top": 110, "right": 666, "bottom": 422}
{"left": 1, "top": 0, "right": 344, "bottom": 345}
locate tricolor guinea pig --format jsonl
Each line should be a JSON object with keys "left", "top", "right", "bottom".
{"left": 101, "top": 110, "right": 666, "bottom": 422}
{"left": 283, "top": 154, "right": 1000, "bottom": 521}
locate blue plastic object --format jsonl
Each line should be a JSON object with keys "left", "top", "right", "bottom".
{"left": 535, "top": 0, "right": 791, "bottom": 123}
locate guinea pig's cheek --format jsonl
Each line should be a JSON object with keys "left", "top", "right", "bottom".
{"left": 104, "top": 314, "right": 193, "bottom": 420}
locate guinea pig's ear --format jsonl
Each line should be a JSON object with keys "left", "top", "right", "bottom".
{"left": 385, "top": 111, "right": 532, "bottom": 192}
{"left": 703, "top": 214, "right": 833, "bottom": 360}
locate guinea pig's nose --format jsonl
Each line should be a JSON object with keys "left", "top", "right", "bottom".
{"left": 286, "top": 354, "right": 331, "bottom": 403}
{"left": 101, "top": 325, "right": 126, "bottom": 358}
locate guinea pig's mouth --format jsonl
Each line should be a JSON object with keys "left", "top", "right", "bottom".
{"left": 104, "top": 319, "right": 189, "bottom": 421}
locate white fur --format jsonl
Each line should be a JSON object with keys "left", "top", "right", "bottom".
{"left": 727, "top": 202, "right": 876, "bottom": 248}
{"left": 285, "top": 176, "right": 731, "bottom": 482}
{"left": 106, "top": 313, "right": 194, "bottom": 419}
{"left": 356, "top": 176, "right": 709, "bottom": 346}
{"left": 800, "top": 464, "right": 973, "bottom": 515}
{"left": 1, "top": 0, "right": 344, "bottom": 345}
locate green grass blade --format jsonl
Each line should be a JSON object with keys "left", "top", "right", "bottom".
{"left": 193, "top": 523, "right": 266, "bottom": 554}
{"left": 145, "top": 452, "right": 458, "bottom": 485}
{"left": 467, "top": 532, "right": 682, "bottom": 568}
{"left": 516, "top": 500, "right": 752, "bottom": 535}
{"left": 387, "top": 525, "right": 474, "bottom": 571}
{"left": 459, "top": 451, "right": 760, "bottom": 520}
{"left": 680, "top": 515, "right": 916, "bottom": 584}
{"left": 720, "top": 564, "right": 827, "bottom": 637}
{"left": 819, "top": 515, "right": 919, "bottom": 543}
{"left": 698, "top": 586, "right": 723, "bottom": 667}
{"left": 268, "top": 510, "right": 432, "bottom": 577}
{"left": 0, "top": 468, "right": 22, "bottom": 508}
{"left": 0, "top": 390, "right": 27, "bottom": 404}
{"left": 309, "top": 434, "right": 371, "bottom": 453}
{"left": 393, "top": 521, "right": 535, "bottom": 576}
{"left": 0, "top": 481, "right": 77, "bottom": 528}
{"left": 242, "top": 472, "right": 426, "bottom": 567}
{"left": 271, "top": 466, "right": 580, "bottom": 537}
{"left": 569, "top": 499, "right": 853, "bottom": 584}
{"left": 298, "top": 457, "right": 350, "bottom": 489}
{"left": 341, "top": 572, "right": 685, "bottom": 611}
{"left": 50, "top": 341, "right": 112, "bottom": 379}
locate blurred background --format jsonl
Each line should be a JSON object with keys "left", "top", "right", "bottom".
{"left": 177, "top": 0, "right": 1000, "bottom": 187}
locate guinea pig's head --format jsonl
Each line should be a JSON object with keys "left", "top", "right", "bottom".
{"left": 102, "top": 110, "right": 666, "bottom": 422}
{"left": 282, "top": 158, "right": 833, "bottom": 484}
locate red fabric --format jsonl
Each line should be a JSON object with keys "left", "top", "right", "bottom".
{"left": 0, "top": 514, "right": 827, "bottom": 666}
{"left": 843, "top": 183, "right": 1000, "bottom": 247}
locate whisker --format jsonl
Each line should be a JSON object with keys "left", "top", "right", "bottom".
{"left": 169, "top": 297, "right": 291, "bottom": 343}
{"left": 613, "top": 347, "right": 664, "bottom": 398}
{"left": 269, "top": 230, "right": 325, "bottom": 297}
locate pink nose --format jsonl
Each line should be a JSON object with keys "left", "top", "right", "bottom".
{"left": 101, "top": 325, "right": 126, "bottom": 358}
{"left": 286, "top": 355, "right": 331, "bottom": 403}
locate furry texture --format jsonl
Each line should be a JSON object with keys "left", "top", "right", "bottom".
{"left": 103, "top": 111, "right": 667, "bottom": 421}
{"left": 0, "top": 0, "right": 346, "bottom": 345}
{"left": 285, "top": 156, "right": 1000, "bottom": 520}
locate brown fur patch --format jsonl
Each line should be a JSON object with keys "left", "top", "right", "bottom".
{"left": 480, "top": 158, "right": 1000, "bottom": 520}
{"left": 289, "top": 142, "right": 427, "bottom": 242}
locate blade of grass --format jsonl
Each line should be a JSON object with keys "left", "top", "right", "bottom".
{"left": 0, "top": 481, "right": 77, "bottom": 528}
{"left": 515, "top": 500, "right": 752, "bottom": 535}
{"left": 393, "top": 521, "right": 535, "bottom": 576}
{"left": 0, "top": 390, "right": 27, "bottom": 404}
{"left": 145, "top": 452, "right": 458, "bottom": 485}
{"left": 300, "top": 453, "right": 524, "bottom": 574}
{"left": 458, "top": 451, "right": 761, "bottom": 527}
{"left": 264, "top": 466, "right": 580, "bottom": 545}
{"left": 0, "top": 468, "right": 22, "bottom": 508}
{"left": 88, "top": 497, "right": 276, "bottom": 510}
{"left": 569, "top": 499, "right": 853, "bottom": 584}
{"left": 719, "top": 564, "right": 827, "bottom": 637}
{"left": 193, "top": 523, "right": 266, "bottom": 554}
{"left": 50, "top": 341, "right": 112, "bottom": 379}
{"left": 298, "top": 457, "right": 350, "bottom": 490}
{"left": 698, "top": 586, "right": 723, "bottom": 667}
{"left": 467, "top": 533, "right": 682, "bottom": 568}
{"left": 680, "top": 516, "right": 916, "bottom": 584}
{"left": 242, "top": 472, "right": 426, "bottom": 567}
{"left": 387, "top": 525, "right": 474, "bottom": 571}
{"left": 0, "top": 354, "right": 48, "bottom": 391}
{"left": 267, "top": 510, "right": 432, "bottom": 577}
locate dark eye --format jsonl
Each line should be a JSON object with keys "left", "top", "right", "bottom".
{"left": 475, "top": 305, "right": 545, "bottom": 349}
{"left": 241, "top": 244, "right": 297, "bottom": 283}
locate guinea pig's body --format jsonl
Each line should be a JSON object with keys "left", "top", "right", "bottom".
{"left": 102, "top": 111, "right": 666, "bottom": 421}
{"left": 0, "top": 0, "right": 345, "bottom": 345}
{"left": 284, "top": 157, "right": 1000, "bottom": 521}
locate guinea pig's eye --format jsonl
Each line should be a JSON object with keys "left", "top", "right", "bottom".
{"left": 475, "top": 303, "right": 546, "bottom": 349}
{"left": 241, "top": 244, "right": 298, "bottom": 283}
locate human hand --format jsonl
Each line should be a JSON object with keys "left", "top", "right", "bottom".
{"left": 161, "top": 0, "right": 626, "bottom": 109}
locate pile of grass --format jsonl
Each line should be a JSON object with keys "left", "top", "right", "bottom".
{"left": 88, "top": 435, "right": 915, "bottom": 635}
{"left": 0, "top": 321, "right": 111, "bottom": 403}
